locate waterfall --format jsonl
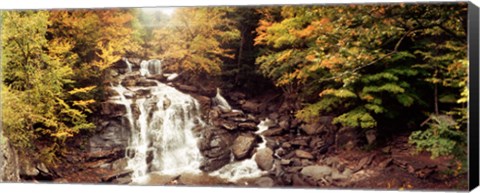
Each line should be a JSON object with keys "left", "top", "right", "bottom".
{"left": 123, "top": 58, "right": 133, "bottom": 73}
{"left": 140, "top": 59, "right": 162, "bottom": 76}
{"left": 110, "top": 62, "right": 203, "bottom": 183}
{"left": 212, "top": 88, "right": 232, "bottom": 112}
{"left": 109, "top": 59, "right": 267, "bottom": 184}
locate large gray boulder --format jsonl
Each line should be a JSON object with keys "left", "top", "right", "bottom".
{"left": 231, "top": 135, "right": 256, "bottom": 160}
{"left": 300, "top": 165, "right": 333, "bottom": 181}
{"left": 254, "top": 148, "right": 274, "bottom": 171}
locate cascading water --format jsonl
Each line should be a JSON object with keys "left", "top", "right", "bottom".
{"left": 140, "top": 59, "right": 162, "bottom": 76}
{"left": 123, "top": 57, "right": 133, "bottom": 73}
{"left": 209, "top": 120, "right": 272, "bottom": 182}
{"left": 109, "top": 58, "right": 269, "bottom": 184}
{"left": 110, "top": 60, "right": 203, "bottom": 183}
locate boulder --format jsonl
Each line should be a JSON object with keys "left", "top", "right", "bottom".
{"left": 268, "top": 112, "right": 280, "bottom": 120}
{"left": 300, "top": 165, "right": 333, "bottom": 181}
{"left": 255, "top": 177, "right": 275, "bottom": 187}
{"left": 200, "top": 153, "right": 231, "bottom": 172}
{"left": 175, "top": 84, "right": 199, "bottom": 93}
{"left": 241, "top": 101, "right": 260, "bottom": 113}
{"left": 111, "top": 158, "right": 129, "bottom": 171}
{"left": 254, "top": 148, "right": 274, "bottom": 171}
{"left": 0, "top": 139, "right": 20, "bottom": 182}
{"left": 301, "top": 122, "right": 326, "bottom": 135}
{"left": 261, "top": 127, "right": 284, "bottom": 137}
{"left": 295, "top": 150, "right": 314, "bottom": 159}
{"left": 198, "top": 127, "right": 233, "bottom": 172}
{"left": 336, "top": 127, "right": 360, "bottom": 151}
{"left": 231, "top": 135, "right": 256, "bottom": 160}
{"left": 214, "top": 119, "right": 238, "bottom": 131}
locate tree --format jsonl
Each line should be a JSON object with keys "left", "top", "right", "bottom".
{"left": 254, "top": 2, "right": 468, "bottom": 153}
{"left": 151, "top": 7, "right": 239, "bottom": 78}
{"left": 1, "top": 10, "right": 95, "bottom": 164}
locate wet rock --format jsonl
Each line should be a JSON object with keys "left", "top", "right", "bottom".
{"left": 278, "top": 120, "right": 289, "bottom": 130}
{"left": 217, "top": 120, "right": 238, "bottom": 131}
{"left": 146, "top": 74, "right": 166, "bottom": 81}
{"left": 290, "top": 137, "right": 310, "bottom": 147}
{"left": 255, "top": 177, "right": 275, "bottom": 187}
{"left": 300, "top": 165, "right": 333, "bottom": 181}
{"left": 238, "top": 122, "right": 258, "bottom": 131}
{"left": 194, "top": 95, "right": 211, "bottom": 111}
{"left": 281, "top": 142, "right": 292, "bottom": 149}
{"left": 241, "top": 101, "right": 260, "bottom": 113}
{"left": 89, "top": 121, "right": 130, "bottom": 152}
{"left": 268, "top": 112, "right": 280, "bottom": 120}
{"left": 100, "top": 102, "right": 127, "bottom": 117}
{"left": 102, "top": 169, "right": 133, "bottom": 182}
{"left": 136, "top": 79, "right": 157, "bottom": 87}
{"left": 265, "top": 138, "right": 279, "bottom": 150}
{"left": 231, "top": 135, "right": 256, "bottom": 160}
{"left": 261, "top": 127, "right": 284, "bottom": 137}
{"left": 301, "top": 122, "right": 326, "bottom": 135}
{"left": 112, "top": 176, "right": 132, "bottom": 184}
{"left": 111, "top": 158, "right": 129, "bottom": 171}
{"left": 254, "top": 148, "right": 274, "bottom": 171}
{"left": 336, "top": 127, "right": 360, "bottom": 151}
{"left": 281, "top": 159, "right": 292, "bottom": 165}
{"left": 221, "top": 111, "right": 244, "bottom": 118}
{"left": 295, "top": 150, "right": 314, "bottom": 159}
{"left": 200, "top": 153, "right": 231, "bottom": 172}
{"left": 19, "top": 159, "right": 39, "bottom": 177}
{"left": 208, "top": 108, "right": 222, "bottom": 119}
{"left": 134, "top": 88, "right": 151, "bottom": 97}
{"left": 121, "top": 78, "right": 137, "bottom": 87}
{"left": 175, "top": 84, "right": 199, "bottom": 93}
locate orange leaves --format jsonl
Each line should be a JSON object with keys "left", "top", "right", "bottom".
{"left": 320, "top": 55, "right": 343, "bottom": 69}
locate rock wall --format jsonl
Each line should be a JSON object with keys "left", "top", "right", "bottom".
{"left": 0, "top": 137, "right": 20, "bottom": 182}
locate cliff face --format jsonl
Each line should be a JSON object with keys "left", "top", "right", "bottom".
{"left": 0, "top": 136, "right": 20, "bottom": 182}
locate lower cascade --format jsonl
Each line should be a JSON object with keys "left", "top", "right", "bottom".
{"left": 109, "top": 59, "right": 268, "bottom": 184}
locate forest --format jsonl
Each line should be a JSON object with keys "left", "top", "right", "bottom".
{"left": 0, "top": 2, "right": 470, "bottom": 190}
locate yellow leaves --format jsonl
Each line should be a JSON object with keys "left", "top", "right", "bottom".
{"left": 319, "top": 88, "right": 357, "bottom": 98}
{"left": 277, "top": 50, "right": 292, "bottom": 62}
{"left": 68, "top": 86, "right": 96, "bottom": 95}
{"left": 93, "top": 41, "right": 122, "bottom": 71}
{"left": 73, "top": 100, "right": 96, "bottom": 112}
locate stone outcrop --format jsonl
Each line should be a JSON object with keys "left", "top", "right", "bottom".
{"left": 0, "top": 138, "right": 20, "bottom": 182}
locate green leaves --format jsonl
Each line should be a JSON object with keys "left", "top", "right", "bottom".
{"left": 409, "top": 115, "right": 466, "bottom": 158}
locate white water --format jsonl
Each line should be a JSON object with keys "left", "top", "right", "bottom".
{"left": 123, "top": 58, "right": 133, "bottom": 73}
{"left": 213, "top": 88, "right": 232, "bottom": 112}
{"left": 109, "top": 59, "right": 269, "bottom": 184}
{"left": 140, "top": 59, "right": 162, "bottom": 76}
{"left": 209, "top": 120, "right": 271, "bottom": 182}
